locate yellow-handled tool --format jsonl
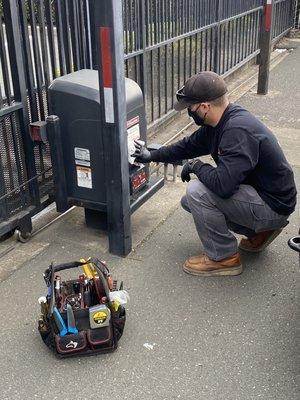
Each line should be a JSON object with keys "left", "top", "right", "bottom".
{"left": 80, "top": 258, "right": 98, "bottom": 279}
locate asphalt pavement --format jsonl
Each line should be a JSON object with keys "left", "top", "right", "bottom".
{"left": 0, "top": 41, "right": 299, "bottom": 400}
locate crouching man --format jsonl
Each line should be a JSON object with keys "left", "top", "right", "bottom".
{"left": 133, "top": 71, "right": 297, "bottom": 277}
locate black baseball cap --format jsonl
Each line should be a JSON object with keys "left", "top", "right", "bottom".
{"left": 174, "top": 71, "right": 227, "bottom": 111}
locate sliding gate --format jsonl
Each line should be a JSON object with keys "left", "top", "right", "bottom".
{"left": 0, "top": 0, "right": 296, "bottom": 239}
{"left": 0, "top": 0, "right": 92, "bottom": 237}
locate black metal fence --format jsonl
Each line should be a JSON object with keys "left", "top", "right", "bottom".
{"left": 0, "top": 0, "right": 92, "bottom": 236}
{"left": 294, "top": 0, "right": 300, "bottom": 28}
{"left": 123, "top": 0, "right": 294, "bottom": 126}
{"left": 273, "top": 0, "right": 295, "bottom": 38}
{"left": 0, "top": 0, "right": 296, "bottom": 238}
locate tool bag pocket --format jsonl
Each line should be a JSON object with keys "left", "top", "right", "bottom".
{"left": 55, "top": 332, "right": 87, "bottom": 355}
{"left": 111, "top": 306, "right": 126, "bottom": 341}
{"left": 87, "top": 326, "right": 113, "bottom": 350}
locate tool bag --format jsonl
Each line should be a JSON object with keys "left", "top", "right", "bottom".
{"left": 38, "top": 258, "right": 126, "bottom": 357}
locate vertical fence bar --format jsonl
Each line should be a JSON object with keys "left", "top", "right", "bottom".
{"left": 242, "top": 15, "right": 246, "bottom": 60}
{"left": 61, "top": 0, "right": 72, "bottom": 73}
{"left": 183, "top": 37, "right": 187, "bottom": 81}
{"left": 164, "top": 44, "right": 168, "bottom": 113}
{"left": 128, "top": 0, "right": 133, "bottom": 52}
{"left": 199, "top": 31, "right": 203, "bottom": 71}
{"left": 80, "top": 0, "right": 87, "bottom": 66}
{"left": 55, "top": 0, "right": 67, "bottom": 75}
{"left": 295, "top": 0, "right": 300, "bottom": 29}
{"left": 177, "top": 39, "right": 181, "bottom": 87}
{"left": 38, "top": 0, "right": 51, "bottom": 97}
{"left": 0, "top": 23, "right": 12, "bottom": 104}
{"left": 28, "top": 0, "right": 45, "bottom": 119}
{"left": 194, "top": 31, "right": 198, "bottom": 73}
{"left": 158, "top": 47, "right": 161, "bottom": 117}
{"left": 139, "top": 0, "right": 148, "bottom": 115}
{"left": 232, "top": 19, "right": 236, "bottom": 67}
{"left": 171, "top": 40, "right": 174, "bottom": 108}
{"left": 213, "top": 0, "right": 220, "bottom": 73}
{"left": 221, "top": 23, "right": 225, "bottom": 73}
{"left": 188, "top": 34, "right": 192, "bottom": 77}
{"left": 69, "top": 0, "right": 81, "bottom": 71}
{"left": 45, "top": 0, "right": 58, "bottom": 79}
{"left": 245, "top": 11, "right": 249, "bottom": 58}
{"left": 204, "top": 30, "right": 208, "bottom": 70}
{"left": 227, "top": 20, "right": 231, "bottom": 71}
{"left": 251, "top": 10, "right": 255, "bottom": 53}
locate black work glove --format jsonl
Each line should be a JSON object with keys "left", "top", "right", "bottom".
{"left": 181, "top": 160, "right": 201, "bottom": 182}
{"left": 132, "top": 139, "right": 152, "bottom": 163}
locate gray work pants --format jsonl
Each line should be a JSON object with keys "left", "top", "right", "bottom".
{"left": 181, "top": 180, "right": 289, "bottom": 261}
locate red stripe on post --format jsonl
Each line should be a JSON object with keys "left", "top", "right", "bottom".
{"left": 264, "top": 4, "right": 272, "bottom": 32}
{"left": 99, "top": 27, "right": 113, "bottom": 88}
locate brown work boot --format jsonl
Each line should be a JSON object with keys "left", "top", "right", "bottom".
{"left": 183, "top": 253, "right": 242, "bottom": 276}
{"left": 239, "top": 229, "right": 282, "bottom": 253}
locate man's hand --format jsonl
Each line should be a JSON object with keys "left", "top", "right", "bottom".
{"left": 181, "top": 160, "right": 200, "bottom": 182}
{"left": 132, "top": 139, "right": 152, "bottom": 163}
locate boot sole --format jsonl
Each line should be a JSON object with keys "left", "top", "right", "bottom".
{"left": 238, "top": 229, "right": 282, "bottom": 253}
{"left": 183, "top": 264, "right": 243, "bottom": 276}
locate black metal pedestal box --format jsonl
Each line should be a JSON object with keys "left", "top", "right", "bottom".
{"left": 48, "top": 69, "right": 163, "bottom": 241}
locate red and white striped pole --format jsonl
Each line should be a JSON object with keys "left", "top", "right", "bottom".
{"left": 90, "top": 0, "right": 132, "bottom": 256}
{"left": 264, "top": 0, "right": 273, "bottom": 32}
{"left": 257, "top": 0, "right": 273, "bottom": 94}
{"left": 99, "top": 27, "right": 115, "bottom": 124}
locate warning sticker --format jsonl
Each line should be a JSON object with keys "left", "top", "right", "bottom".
{"left": 127, "top": 116, "right": 139, "bottom": 129}
{"left": 74, "top": 147, "right": 90, "bottom": 167}
{"left": 127, "top": 117, "right": 140, "bottom": 165}
{"left": 127, "top": 123, "right": 140, "bottom": 141}
{"left": 76, "top": 166, "right": 92, "bottom": 189}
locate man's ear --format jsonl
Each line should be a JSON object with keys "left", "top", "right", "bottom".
{"left": 199, "top": 103, "right": 209, "bottom": 112}
{"left": 202, "top": 102, "right": 210, "bottom": 112}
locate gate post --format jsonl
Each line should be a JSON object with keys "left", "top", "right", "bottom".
{"left": 257, "top": 0, "right": 273, "bottom": 95}
{"left": 88, "top": 0, "right": 132, "bottom": 256}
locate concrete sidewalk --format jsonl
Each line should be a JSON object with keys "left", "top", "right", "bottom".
{"left": 0, "top": 40, "right": 299, "bottom": 399}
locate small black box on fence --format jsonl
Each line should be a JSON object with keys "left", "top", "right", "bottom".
{"left": 38, "top": 258, "right": 128, "bottom": 357}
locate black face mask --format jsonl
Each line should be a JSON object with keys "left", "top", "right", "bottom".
{"left": 188, "top": 107, "right": 207, "bottom": 126}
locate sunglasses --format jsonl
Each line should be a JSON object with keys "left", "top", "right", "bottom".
{"left": 176, "top": 86, "right": 202, "bottom": 104}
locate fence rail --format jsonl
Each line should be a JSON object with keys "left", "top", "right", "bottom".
{"left": 0, "top": 0, "right": 296, "bottom": 238}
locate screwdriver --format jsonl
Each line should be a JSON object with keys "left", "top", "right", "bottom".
{"left": 67, "top": 304, "right": 78, "bottom": 334}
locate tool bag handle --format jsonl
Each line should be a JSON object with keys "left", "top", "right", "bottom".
{"left": 44, "top": 258, "right": 111, "bottom": 312}
{"left": 51, "top": 260, "right": 84, "bottom": 272}
{"left": 51, "top": 258, "right": 109, "bottom": 275}
{"left": 44, "top": 258, "right": 110, "bottom": 282}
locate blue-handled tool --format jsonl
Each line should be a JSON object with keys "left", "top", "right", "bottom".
{"left": 53, "top": 307, "right": 68, "bottom": 337}
{"left": 67, "top": 303, "right": 78, "bottom": 334}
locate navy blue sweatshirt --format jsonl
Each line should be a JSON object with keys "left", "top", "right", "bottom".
{"left": 150, "top": 104, "right": 297, "bottom": 216}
